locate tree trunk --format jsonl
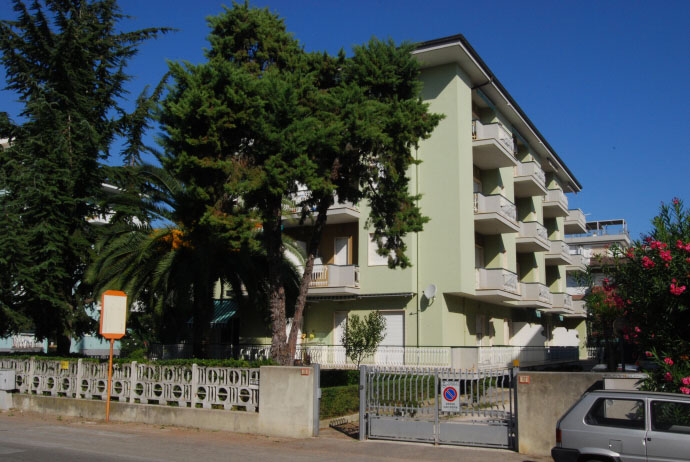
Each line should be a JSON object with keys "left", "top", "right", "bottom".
{"left": 192, "top": 274, "right": 213, "bottom": 359}
{"left": 56, "top": 333, "right": 71, "bottom": 356}
{"left": 265, "top": 200, "right": 289, "bottom": 365}
{"left": 286, "top": 196, "right": 332, "bottom": 363}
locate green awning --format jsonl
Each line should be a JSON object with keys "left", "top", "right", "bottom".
{"left": 187, "top": 299, "right": 238, "bottom": 326}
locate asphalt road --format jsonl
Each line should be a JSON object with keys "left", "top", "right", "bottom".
{"left": 0, "top": 410, "right": 551, "bottom": 462}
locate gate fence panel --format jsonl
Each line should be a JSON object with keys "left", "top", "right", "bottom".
{"left": 362, "top": 365, "right": 517, "bottom": 449}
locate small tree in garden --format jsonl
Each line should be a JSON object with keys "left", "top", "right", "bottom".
{"left": 596, "top": 198, "right": 690, "bottom": 393}
{"left": 341, "top": 311, "right": 387, "bottom": 368}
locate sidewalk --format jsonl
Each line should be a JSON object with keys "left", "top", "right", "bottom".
{"left": 0, "top": 409, "right": 551, "bottom": 462}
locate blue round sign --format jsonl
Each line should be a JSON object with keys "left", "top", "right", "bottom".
{"left": 443, "top": 386, "right": 457, "bottom": 402}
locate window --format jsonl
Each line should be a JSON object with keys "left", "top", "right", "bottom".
{"left": 651, "top": 401, "right": 690, "bottom": 434}
{"left": 585, "top": 398, "right": 645, "bottom": 430}
{"left": 368, "top": 234, "right": 390, "bottom": 266}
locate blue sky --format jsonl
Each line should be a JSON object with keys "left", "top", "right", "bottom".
{"left": 1, "top": 0, "right": 689, "bottom": 239}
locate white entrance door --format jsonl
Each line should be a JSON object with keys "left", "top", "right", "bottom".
{"left": 334, "top": 311, "right": 348, "bottom": 365}
{"left": 334, "top": 237, "right": 349, "bottom": 266}
{"left": 377, "top": 311, "right": 404, "bottom": 365}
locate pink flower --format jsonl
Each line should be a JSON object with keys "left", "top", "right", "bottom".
{"left": 670, "top": 283, "right": 687, "bottom": 296}
{"left": 634, "top": 326, "right": 641, "bottom": 333}
{"left": 642, "top": 256, "right": 656, "bottom": 269}
{"left": 681, "top": 387, "right": 690, "bottom": 395}
{"left": 665, "top": 357, "right": 674, "bottom": 366}
{"left": 645, "top": 351, "right": 653, "bottom": 358}
{"left": 682, "top": 377, "right": 690, "bottom": 386}
{"left": 665, "top": 372, "right": 673, "bottom": 382}
{"left": 673, "top": 198, "right": 680, "bottom": 205}
{"left": 660, "top": 250, "right": 672, "bottom": 262}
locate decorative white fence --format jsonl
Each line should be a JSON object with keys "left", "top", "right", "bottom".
{"left": 0, "top": 358, "right": 259, "bottom": 412}
{"left": 295, "top": 345, "right": 452, "bottom": 369}
{"left": 477, "top": 346, "right": 579, "bottom": 368}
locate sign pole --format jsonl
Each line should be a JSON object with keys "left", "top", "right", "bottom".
{"left": 106, "top": 338, "right": 114, "bottom": 422}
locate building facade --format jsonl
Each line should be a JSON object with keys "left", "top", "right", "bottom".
{"left": 239, "top": 35, "right": 592, "bottom": 368}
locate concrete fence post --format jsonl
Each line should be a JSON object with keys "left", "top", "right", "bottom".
{"left": 312, "top": 363, "right": 320, "bottom": 437}
{"left": 191, "top": 363, "right": 198, "bottom": 408}
{"left": 129, "top": 361, "right": 137, "bottom": 403}
{"left": 76, "top": 359, "right": 83, "bottom": 398}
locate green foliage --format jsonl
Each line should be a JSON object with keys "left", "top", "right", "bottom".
{"left": 157, "top": 2, "right": 441, "bottom": 364}
{"left": 341, "top": 311, "right": 386, "bottom": 367}
{"left": 596, "top": 198, "right": 690, "bottom": 391}
{"left": 320, "top": 384, "right": 360, "bottom": 419}
{"left": 320, "top": 369, "right": 360, "bottom": 388}
{"left": 0, "top": 0, "right": 168, "bottom": 350}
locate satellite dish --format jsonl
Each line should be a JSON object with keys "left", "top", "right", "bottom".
{"left": 423, "top": 284, "right": 437, "bottom": 300}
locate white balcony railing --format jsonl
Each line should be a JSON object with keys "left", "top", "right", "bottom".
{"left": 543, "top": 188, "right": 569, "bottom": 210}
{"left": 551, "top": 293, "right": 573, "bottom": 311}
{"left": 565, "top": 208, "right": 586, "bottom": 233}
{"left": 474, "top": 193, "right": 517, "bottom": 222}
{"left": 476, "top": 268, "right": 519, "bottom": 294}
{"left": 472, "top": 120, "right": 516, "bottom": 156}
{"left": 514, "top": 161, "right": 546, "bottom": 187}
{"left": 549, "top": 240, "right": 571, "bottom": 257}
{"left": 284, "top": 190, "right": 358, "bottom": 214}
{"left": 305, "top": 264, "right": 360, "bottom": 288}
{"left": 519, "top": 221, "right": 549, "bottom": 241}
{"left": 519, "top": 282, "right": 553, "bottom": 305}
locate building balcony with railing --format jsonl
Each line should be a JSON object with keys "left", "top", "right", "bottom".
{"left": 565, "top": 299, "right": 587, "bottom": 318}
{"left": 301, "top": 264, "right": 360, "bottom": 296}
{"left": 542, "top": 188, "right": 569, "bottom": 218}
{"left": 515, "top": 221, "right": 550, "bottom": 252}
{"left": 550, "top": 292, "right": 573, "bottom": 314}
{"left": 564, "top": 208, "right": 587, "bottom": 234}
{"left": 512, "top": 282, "right": 552, "bottom": 309}
{"left": 566, "top": 247, "right": 588, "bottom": 272}
{"left": 514, "top": 161, "right": 547, "bottom": 197}
{"left": 473, "top": 193, "right": 520, "bottom": 234}
{"left": 283, "top": 190, "right": 359, "bottom": 227}
{"left": 475, "top": 267, "right": 521, "bottom": 302}
{"left": 545, "top": 240, "right": 572, "bottom": 266}
{"left": 471, "top": 120, "right": 518, "bottom": 170}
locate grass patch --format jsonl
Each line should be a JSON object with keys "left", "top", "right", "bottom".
{"left": 320, "top": 384, "right": 359, "bottom": 419}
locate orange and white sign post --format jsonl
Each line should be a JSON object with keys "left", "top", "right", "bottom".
{"left": 99, "top": 290, "right": 127, "bottom": 422}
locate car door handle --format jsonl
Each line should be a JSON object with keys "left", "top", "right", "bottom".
{"left": 646, "top": 437, "right": 652, "bottom": 441}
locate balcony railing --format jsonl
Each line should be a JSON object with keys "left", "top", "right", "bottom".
{"left": 551, "top": 292, "right": 573, "bottom": 312}
{"left": 519, "top": 282, "right": 553, "bottom": 305}
{"left": 516, "top": 221, "right": 550, "bottom": 251}
{"left": 546, "top": 240, "right": 572, "bottom": 265}
{"left": 475, "top": 268, "right": 519, "bottom": 294}
{"left": 543, "top": 189, "right": 569, "bottom": 217}
{"left": 472, "top": 120, "right": 516, "bottom": 156}
{"left": 564, "top": 208, "right": 587, "bottom": 234}
{"left": 474, "top": 193, "right": 517, "bottom": 221}
{"left": 284, "top": 190, "right": 359, "bottom": 214}
{"left": 514, "top": 161, "right": 547, "bottom": 197}
{"left": 305, "top": 264, "right": 360, "bottom": 288}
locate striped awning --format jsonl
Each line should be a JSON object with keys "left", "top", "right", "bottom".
{"left": 187, "top": 299, "right": 238, "bottom": 326}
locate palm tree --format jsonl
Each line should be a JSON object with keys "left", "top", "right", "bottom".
{"left": 88, "top": 164, "right": 303, "bottom": 358}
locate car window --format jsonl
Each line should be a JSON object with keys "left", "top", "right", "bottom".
{"left": 651, "top": 401, "right": 690, "bottom": 434}
{"left": 584, "top": 398, "right": 645, "bottom": 430}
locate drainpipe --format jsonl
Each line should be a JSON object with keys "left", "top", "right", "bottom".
{"left": 416, "top": 147, "right": 420, "bottom": 349}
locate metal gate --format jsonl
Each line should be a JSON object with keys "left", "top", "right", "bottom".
{"left": 359, "top": 365, "right": 517, "bottom": 449}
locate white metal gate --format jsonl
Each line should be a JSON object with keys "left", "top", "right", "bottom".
{"left": 359, "top": 365, "right": 517, "bottom": 449}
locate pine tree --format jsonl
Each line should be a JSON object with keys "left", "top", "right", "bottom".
{"left": 0, "top": 0, "right": 168, "bottom": 352}
{"left": 158, "top": 2, "right": 442, "bottom": 364}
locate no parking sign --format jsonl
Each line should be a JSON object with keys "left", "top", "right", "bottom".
{"left": 441, "top": 380, "right": 460, "bottom": 412}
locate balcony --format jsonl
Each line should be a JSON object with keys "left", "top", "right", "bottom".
{"left": 516, "top": 221, "right": 550, "bottom": 252}
{"left": 473, "top": 193, "right": 520, "bottom": 234}
{"left": 513, "top": 161, "right": 547, "bottom": 197}
{"left": 545, "top": 240, "right": 572, "bottom": 266}
{"left": 305, "top": 264, "right": 360, "bottom": 296}
{"left": 564, "top": 209, "right": 587, "bottom": 234}
{"left": 564, "top": 300, "right": 587, "bottom": 318}
{"left": 550, "top": 292, "right": 573, "bottom": 314}
{"left": 283, "top": 190, "right": 359, "bottom": 227}
{"left": 512, "top": 282, "right": 552, "bottom": 309}
{"left": 475, "top": 267, "right": 521, "bottom": 302}
{"left": 566, "top": 251, "right": 588, "bottom": 272}
{"left": 471, "top": 120, "right": 518, "bottom": 170}
{"left": 542, "top": 189, "right": 569, "bottom": 218}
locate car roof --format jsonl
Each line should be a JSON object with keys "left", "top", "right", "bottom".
{"left": 589, "top": 389, "right": 690, "bottom": 400}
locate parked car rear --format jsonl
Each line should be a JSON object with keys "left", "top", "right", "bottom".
{"left": 552, "top": 390, "right": 690, "bottom": 462}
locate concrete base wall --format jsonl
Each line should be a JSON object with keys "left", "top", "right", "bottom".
{"left": 6, "top": 365, "right": 318, "bottom": 439}
{"left": 517, "top": 371, "right": 645, "bottom": 456}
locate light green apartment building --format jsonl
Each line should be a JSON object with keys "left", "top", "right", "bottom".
{"left": 240, "top": 35, "right": 590, "bottom": 368}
